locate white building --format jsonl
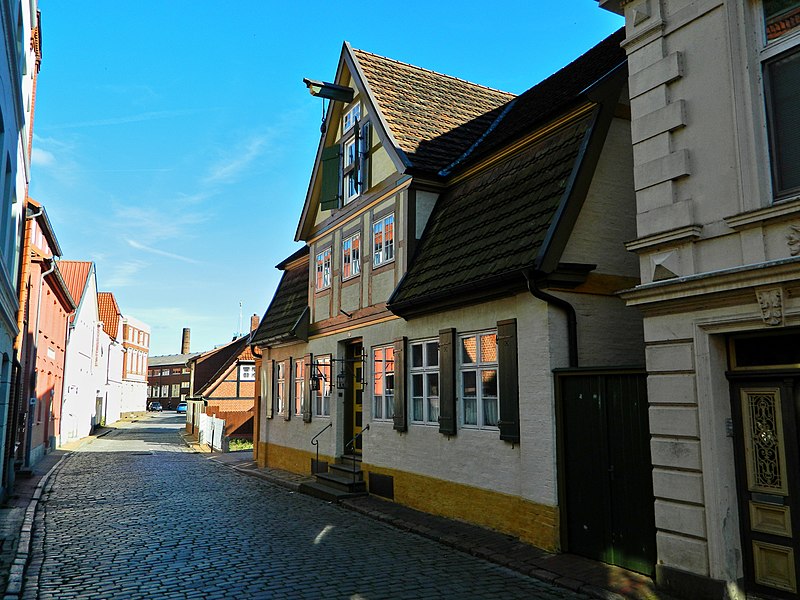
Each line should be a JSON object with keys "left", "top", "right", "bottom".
{"left": 97, "top": 292, "right": 124, "bottom": 425}
{"left": 59, "top": 261, "right": 102, "bottom": 443}
{"left": 598, "top": 1, "right": 800, "bottom": 598}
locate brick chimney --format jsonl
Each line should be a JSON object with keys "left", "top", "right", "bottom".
{"left": 250, "top": 314, "right": 260, "bottom": 332}
{"left": 181, "top": 328, "right": 190, "bottom": 354}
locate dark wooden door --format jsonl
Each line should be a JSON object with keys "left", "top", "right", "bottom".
{"left": 559, "top": 371, "right": 655, "bottom": 575}
{"left": 730, "top": 378, "right": 800, "bottom": 598}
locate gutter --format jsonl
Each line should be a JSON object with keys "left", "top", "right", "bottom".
{"left": 524, "top": 271, "right": 578, "bottom": 368}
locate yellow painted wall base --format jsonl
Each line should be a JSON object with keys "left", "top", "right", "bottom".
{"left": 261, "top": 442, "right": 334, "bottom": 474}
{"left": 256, "top": 441, "right": 560, "bottom": 552}
{"left": 363, "top": 463, "right": 560, "bottom": 552}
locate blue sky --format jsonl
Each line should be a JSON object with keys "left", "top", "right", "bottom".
{"left": 30, "top": 1, "right": 622, "bottom": 357}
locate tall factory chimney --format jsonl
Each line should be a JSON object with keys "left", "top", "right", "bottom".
{"left": 181, "top": 328, "right": 190, "bottom": 354}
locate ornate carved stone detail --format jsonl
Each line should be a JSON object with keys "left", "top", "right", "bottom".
{"left": 787, "top": 224, "right": 800, "bottom": 256}
{"left": 756, "top": 288, "right": 784, "bottom": 327}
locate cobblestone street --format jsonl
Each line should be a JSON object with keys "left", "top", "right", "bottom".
{"left": 19, "top": 414, "right": 589, "bottom": 599}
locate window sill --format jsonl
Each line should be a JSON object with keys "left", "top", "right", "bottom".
{"left": 314, "top": 287, "right": 332, "bottom": 296}
{"left": 372, "top": 260, "right": 395, "bottom": 275}
{"left": 342, "top": 274, "right": 361, "bottom": 286}
{"left": 725, "top": 194, "right": 800, "bottom": 230}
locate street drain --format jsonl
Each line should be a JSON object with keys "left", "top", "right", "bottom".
{"left": 131, "top": 451, "right": 153, "bottom": 456}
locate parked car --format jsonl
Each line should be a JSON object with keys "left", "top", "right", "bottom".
{"left": 176, "top": 402, "right": 187, "bottom": 415}
{"left": 148, "top": 401, "right": 162, "bottom": 412}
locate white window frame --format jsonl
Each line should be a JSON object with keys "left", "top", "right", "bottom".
{"left": 343, "top": 103, "right": 361, "bottom": 134}
{"left": 171, "top": 383, "right": 180, "bottom": 397}
{"left": 372, "top": 345, "right": 394, "bottom": 421}
{"left": 160, "top": 385, "right": 168, "bottom": 398}
{"left": 294, "top": 358, "right": 304, "bottom": 416}
{"left": 410, "top": 339, "right": 439, "bottom": 426}
{"left": 342, "top": 232, "right": 361, "bottom": 280}
{"left": 458, "top": 331, "right": 499, "bottom": 430}
{"left": 314, "top": 355, "right": 332, "bottom": 417}
{"left": 181, "top": 380, "right": 189, "bottom": 389}
{"left": 343, "top": 137, "right": 359, "bottom": 204}
{"left": 239, "top": 363, "right": 256, "bottom": 382}
{"left": 276, "top": 361, "right": 286, "bottom": 415}
{"left": 315, "top": 247, "right": 331, "bottom": 290}
{"left": 373, "top": 213, "right": 395, "bottom": 267}
{"left": 759, "top": 1, "right": 800, "bottom": 199}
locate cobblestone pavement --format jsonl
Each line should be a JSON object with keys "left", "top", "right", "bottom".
{"left": 20, "top": 414, "right": 590, "bottom": 600}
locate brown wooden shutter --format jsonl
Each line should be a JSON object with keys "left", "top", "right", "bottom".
{"left": 264, "top": 360, "right": 274, "bottom": 419}
{"left": 392, "top": 337, "right": 407, "bottom": 432}
{"left": 302, "top": 353, "right": 313, "bottom": 423}
{"left": 497, "top": 319, "right": 520, "bottom": 443}
{"left": 320, "top": 145, "right": 341, "bottom": 211}
{"left": 438, "top": 328, "right": 457, "bottom": 436}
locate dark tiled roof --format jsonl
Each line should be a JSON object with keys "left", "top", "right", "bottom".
{"left": 192, "top": 336, "right": 249, "bottom": 396}
{"left": 353, "top": 48, "right": 515, "bottom": 175}
{"left": 451, "top": 29, "right": 625, "bottom": 171}
{"left": 149, "top": 353, "right": 201, "bottom": 367}
{"left": 251, "top": 250, "right": 310, "bottom": 347}
{"left": 388, "top": 114, "right": 595, "bottom": 310}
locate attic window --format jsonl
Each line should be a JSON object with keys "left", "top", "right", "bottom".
{"left": 344, "top": 103, "right": 361, "bottom": 133}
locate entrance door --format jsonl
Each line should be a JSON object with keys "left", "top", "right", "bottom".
{"left": 730, "top": 379, "right": 800, "bottom": 598}
{"left": 347, "top": 342, "right": 364, "bottom": 454}
{"left": 559, "top": 371, "right": 656, "bottom": 575}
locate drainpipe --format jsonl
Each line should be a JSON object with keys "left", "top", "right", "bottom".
{"left": 25, "top": 258, "right": 55, "bottom": 467}
{"left": 524, "top": 271, "right": 578, "bottom": 368}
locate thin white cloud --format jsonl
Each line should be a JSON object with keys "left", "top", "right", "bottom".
{"left": 126, "top": 239, "right": 200, "bottom": 264}
{"left": 44, "top": 108, "right": 211, "bottom": 130}
{"left": 202, "top": 135, "right": 269, "bottom": 185}
{"left": 31, "top": 147, "right": 55, "bottom": 167}
{"left": 104, "top": 260, "right": 147, "bottom": 288}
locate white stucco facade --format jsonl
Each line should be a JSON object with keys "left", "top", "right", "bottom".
{"left": 599, "top": 0, "right": 800, "bottom": 597}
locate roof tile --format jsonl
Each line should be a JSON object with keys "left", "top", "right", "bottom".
{"left": 353, "top": 48, "right": 515, "bottom": 175}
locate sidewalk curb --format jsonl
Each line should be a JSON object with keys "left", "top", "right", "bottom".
{"left": 2, "top": 428, "right": 112, "bottom": 599}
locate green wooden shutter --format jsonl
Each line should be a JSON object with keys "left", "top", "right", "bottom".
{"left": 438, "top": 328, "right": 457, "bottom": 436}
{"left": 302, "top": 353, "right": 313, "bottom": 423}
{"left": 497, "top": 319, "right": 520, "bottom": 443}
{"left": 359, "top": 122, "right": 371, "bottom": 193}
{"left": 264, "top": 360, "right": 274, "bottom": 419}
{"left": 320, "top": 145, "right": 341, "bottom": 211}
{"left": 393, "top": 337, "right": 407, "bottom": 432}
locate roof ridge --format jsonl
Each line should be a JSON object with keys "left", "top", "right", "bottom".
{"left": 352, "top": 47, "right": 516, "bottom": 98}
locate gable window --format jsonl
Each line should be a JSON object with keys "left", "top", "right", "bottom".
{"left": 373, "top": 214, "right": 395, "bottom": 267}
{"left": 459, "top": 331, "right": 499, "bottom": 429}
{"left": 314, "top": 355, "right": 332, "bottom": 417}
{"left": 275, "top": 361, "right": 286, "bottom": 415}
{"left": 294, "top": 358, "right": 304, "bottom": 416}
{"left": 343, "top": 103, "right": 361, "bottom": 133}
{"left": 239, "top": 363, "right": 256, "bottom": 381}
{"left": 315, "top": 247, "right": 331, "bottom": 290}
{"left": 373, "top": 345, "right": 394, "bottom": 420}
{"left": 410, "top": 340, "right": 439, "bottom": 425}
{"left": 343, "top": 232, "right": 361, "bottom": 280}
{"left": 761, "top": 0, "right": 800, "bottom": 197}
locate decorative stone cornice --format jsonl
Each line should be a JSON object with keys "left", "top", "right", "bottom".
{"left": 625, "top": 224, "right": 702, "bottom": 253}
{"left": 725, "top": 195, "right": 800, "bottom": 229}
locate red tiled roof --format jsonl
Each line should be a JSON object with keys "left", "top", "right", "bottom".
{"left": 352, "top": 48, "right": 515, "bottom": 175}
{"left": 97, "top": 292, "right": 120, "bottom": 340}
{"left": 57, "top": 261, "right": 92, "bottom": 315}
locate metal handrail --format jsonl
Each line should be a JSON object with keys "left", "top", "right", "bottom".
{"left": 310, "top": 422, "right": 332, "bottom": 474}
{"left": 344, "top": 424, "right": 370, "bottom": 483}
